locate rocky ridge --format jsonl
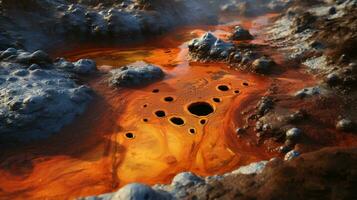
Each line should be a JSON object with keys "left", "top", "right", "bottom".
{"left": 0, "top": 0, "right": 218, "bottom": 51}
{"left": 0, "top": 48, "right": 95, "bottom": 142}
{"left": 81, "top": 147, "right": 357, "bottom": 200}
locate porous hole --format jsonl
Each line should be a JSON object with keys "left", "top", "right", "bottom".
{"left": 189, "top": 128, "right": 196, "bottom": 134}
{"left": 170, "top": 117, "right": 185, "bottom": 126}
{"left": 213, "top": 98, "right": 221, "bottom": 103}
{"left": 155, "top": 110, "right": 166, "bottom": 118}
{"left": 188, "top": 102, "right": 214, "bottom": 116}
{"left": 164, "top": 96, "right": 174, "bottom": 102}
{"left": 217, "top": 85, "right": 230, "bottom": 91}
{"left": 125, "top": 132, "right": 135, "bottom": 139}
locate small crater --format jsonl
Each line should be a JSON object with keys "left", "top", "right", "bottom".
{"left": 155, "top": 110, "right": 166, "bottom": 118}
{"left": 152, "top": 89, "right": 160, "bottom": 93}
{"left": 200, "top": 119, "right": 207, "bottom": 125}
{"left": 217, "top": 85, "right": 230, "bottom": 91}
{"left": 213, "top": 98, "right": 221, "bottom": 103}
{"left": 234, "top": 90, "right": 240, "bottom": 94}
{"left": 143, "top": 118, "right": 149, "bottom": 122}
{"left": 143, "top": 104, "right": 148, "bottom": 108}
{"left": 242, "top": 82, "right": 249, "bottom": 86}
{"left": 170, "top": 117, "right": 185, "bottom": 126}
{"left": 188, "top": 102, "right": 214, "bottom": 116}
{"left": 164, "top": 96, "right": 174, "bottom": 102}
{"left": 189, "top": 128, "right": 196, "bottom": 134}
{"left": 125, "top": 132, "right": 135, "bottom": 139}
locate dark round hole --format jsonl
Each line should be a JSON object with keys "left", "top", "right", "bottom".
{"left": 143, "top": 118, "right": 149, "bottom": 122}
{"left": 125, "top": 132, "right": 134, "bottom": 139}
{"left": 155, "top": 110, "right": 166, "bottom": 118}
{"left": 213, "top": 98, "right": 221, "bottom": 103}
{"left": 152, "top": 89, "right": 160, "bottom": 93}
{"left": 164, "top": 96, "right": 174, "bottom": 102}
{"left": 143, "top": 104, "right": 148, "bottom": 108}
{"left": 234, "top": 90, "right": 240, "bottom": 94}
{"left": 243, "top": 82, "right": 249, "bottom": 86}
{"left": 200, "top": 119, "right": 207, "bottom": 125}
{"left": 217, "top": 85, "right": 230, "bottom": 91}
{"left": 187, "top": 102, "right": 214, "bottom": 116}
{"left": 170, "top": 117, "right": 185, "bottom": 126}
{"left": 189, "top": 128, "right": 196, "bottom": 134}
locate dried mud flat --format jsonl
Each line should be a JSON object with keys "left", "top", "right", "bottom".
{"left": 0, "top": 0, "right": 356, "bottom": 200}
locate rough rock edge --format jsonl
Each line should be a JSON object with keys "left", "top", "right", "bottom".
{"left": 0, "top": 0, "right": 218, "bottom": 51}
{"left": 81, "top": 147, "right": 357, "bottom": 200}
{"left": 0, "top": 48, "right": 96, "bottom": 142}
{"left": 109, "top": 61, "right": 164, "bottom": 88}
{"left": 80, "top": 160, "right": 270, "bottom": 200}
{"left": 188, "top": 32, "right": 276, "bottom": 74}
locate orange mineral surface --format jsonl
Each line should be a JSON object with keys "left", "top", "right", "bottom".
{"left": 0, "top": 15, "right": 318, "bottom": 200}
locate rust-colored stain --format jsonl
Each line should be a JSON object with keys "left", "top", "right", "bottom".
{"left": 0, "top": 14, "right": 343, "bottom": 200}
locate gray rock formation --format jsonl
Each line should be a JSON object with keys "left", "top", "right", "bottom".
{"left": 188, "top": 32, "right": 234, "bottom": 61}
{"left": 294, "top": 86, "right": 329, "bottom": 99}
{"left": 0, "top": 48, "right": 94, "bottom": 142}
{"left": 80, "top": 160, "right": 269, "bottom": 200}
{"left": 220, "top": 0, "right": 292, "bottom": 16}
{"left": 0, "top": 0, "right": 218, "bottom": 51}
{"left": 252, "top": 56, "right": 275, "bottom": 73}
{"left": 230, "top": 25, "right": 253, "bottom": 40}
{"left": 188, "top": 32, "right": 276, "bottom": 74}
{"left": 55, "top": 58, "right": 97, "bottom": 74}
{"left": 109, "top": 61, "right": 164, "bottom": 87}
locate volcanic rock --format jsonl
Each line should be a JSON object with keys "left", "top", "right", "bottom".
{"left": 84, "top": 147, "right": 357, "bottom": 200}
{"left": 0, "top": 49, "right": 93, "bottom": 142}
{"left": 0, "top": 0, "right": 218, "bottom": 51}
{"left": 230, "top": 26, "right": 253, "bottom": 40}
{"left": 286, "top": 127, "right": 302, "bottom": 141}
{"left": 109, "top": 62, "right": 164, "bottom": 87}
{"left": 252, "top": 56, "right": 275, "bottom": 74}
{"left": 188, "top": 32, "right": 234, "bottom": 61}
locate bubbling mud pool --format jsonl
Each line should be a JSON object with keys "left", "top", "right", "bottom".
{"left": 0, "top": 15, "right": 318, "bottom": 200}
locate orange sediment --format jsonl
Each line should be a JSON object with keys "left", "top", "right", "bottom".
{"left": 0, "top": 14, "right": 328, "bottom": 200}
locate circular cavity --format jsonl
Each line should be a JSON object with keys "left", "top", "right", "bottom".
{"left": 217, "top": 85, "right": 230, "bottom": 91}
{"left": 170, "top": 117, "right": 185, "bottom": 126}
{"left": 125, "top": 132, "right": 135, "bottom": 139}
{"left": 242, "top": 82, "right": 249, "bottom": 86}
{"left": 155, "top": 110, "right": 166, "bottom": 118}
{"left": 189, "top": 128, "right": 196, "bottom": 134}
{"left": 143, "top": 104, "right": 148, "bottom": 108}
{"left": 164, "top": 96, "right": 174, "bottom": 102}
{"left": 234, "top": 90, "right": 240, "bottom": 94}
{"left": 143, "top": 118, "right": 149, "bottom": 122}
{"left": 213, "top": 98, "right": 221, "bottom": 103}
{"left": 152, "top": 89, "right": 160, "bottom": 93}
{"left": 187, "top": 102, "right": 214, "bottom": 116}
{"left": 200, "top": 119, "right": 207, "bottom": 125}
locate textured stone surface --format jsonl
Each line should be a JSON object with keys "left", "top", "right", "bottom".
{"left": 109, "top": 62, "right": 164, "bottom": 87}
{"left": 0, "top": 48, "right": 93, "bottom": 142}
{"left": 0, "top": 0, "right": 218, "bottom": 51}
{"left": 188, "top": 32, "right": 234, "bottom": 61}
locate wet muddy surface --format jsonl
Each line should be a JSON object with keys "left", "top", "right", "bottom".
{"left": 0, "top": 15, "right": 336, "bottom": 200}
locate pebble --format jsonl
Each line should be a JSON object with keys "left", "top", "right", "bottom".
{"left": 336, "top": 119, "right": 354, "bottom": 132}
{"left": 284, "top": 150, "right": 300, "bottom": 161}
{"left": 286, "top": 128, "right": 302, "bottom": 140}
